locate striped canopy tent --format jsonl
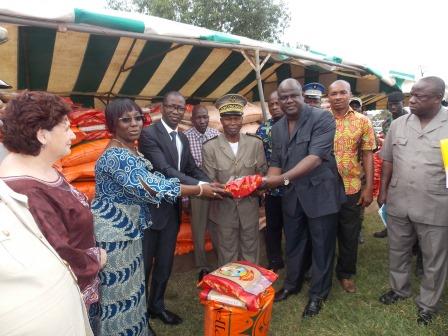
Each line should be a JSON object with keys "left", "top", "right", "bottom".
{"left": 0, "top": 4, "right": 415, "bottom": 115}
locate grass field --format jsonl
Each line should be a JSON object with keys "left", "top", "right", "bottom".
{"left": 151, "top": 213, "right": 448, "bottom": 335}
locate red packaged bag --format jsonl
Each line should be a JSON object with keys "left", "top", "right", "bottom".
{"left": 224, "top": 175, "right": 263, "bottom": 199}
{"left": 61, "top": 139, "right": 109, "bottom": 167}
{"left": 198, "top": 261, "right": 278, "bottom": 311}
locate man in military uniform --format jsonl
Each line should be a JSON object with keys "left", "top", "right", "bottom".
{"left": 303, "top": 82, "right": 325, "bottom": 107}
{"left": 202, "top": 94, "right": 267, "bottom": 266}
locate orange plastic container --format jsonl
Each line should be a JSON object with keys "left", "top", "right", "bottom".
{"left": 202, "top": 286, "right": 274, "bottom": 336}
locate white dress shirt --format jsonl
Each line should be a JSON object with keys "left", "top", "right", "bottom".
{"left": 161, "top": 118, "right": 183, "bottom": 170}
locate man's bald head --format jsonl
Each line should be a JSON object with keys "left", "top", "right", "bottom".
{"left": 419, "top": 76, "right": 445, "bottom": 97}
{"left": 270, "top": 90, "right": 278, "bottom": 101}
{"left": 191, "top": 104, "right": 209, "bottom": 134}
{"left": 278, "top": 78, "right": 302, "bottom": 93}
{"left": 192, "top": 104, "right": 208, "bottom": 116}
{"left": 277, "top": 78, "right": 304, "bottom": 118}
{"left": 268, "top": 90, "right": 283, "bottom": 120}
{"left": 409, "top": 76, "right": 446, "bottom": 117}
{"left": 328, "top": 80, "right": 352, "bottom": 114}
{"left": 328, "top": 80, "right": 351, "bottom": 94}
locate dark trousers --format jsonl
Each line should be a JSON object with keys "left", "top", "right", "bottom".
{"left": 264, "top": 194, "right": 284, "bottom": 268}
{"left": 283, "top": 197, "right": 338, "bottom": 300}
{"left": 142, "top": 221, "right": 179, "bottom": 313}
{"left": 336, "top": 192, "right": 362, "bottom": 279}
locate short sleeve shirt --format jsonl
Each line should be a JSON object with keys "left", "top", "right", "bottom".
{"left": 380, "top": 108, "right": 448, "bottom": 226}
{"left": 333, "top": 108, "right": 376, "bottom": 194}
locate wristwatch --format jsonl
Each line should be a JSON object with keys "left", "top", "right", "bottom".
{"left": 283, "top": 176, "right": 290, "bottom": 186}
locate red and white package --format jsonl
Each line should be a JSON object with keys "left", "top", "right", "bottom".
{"left": 224, "top": 174, "right": 263, "bottom": 199}
{"left": 199, "top": 288, "right": 246, "bottom": 309}
{"left": 198, "top": 260, "right": 278, "bottom": 311}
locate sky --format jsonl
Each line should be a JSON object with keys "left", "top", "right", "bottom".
{"left": 283, "top": 0, "right": 447, "bottom": 83}
{"left": 36, "top": 0, "right": 448, "bottom": 84}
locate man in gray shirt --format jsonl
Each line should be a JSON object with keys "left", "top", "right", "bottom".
{"left": 378, "top": 76, "right": 448, "bottom": 326}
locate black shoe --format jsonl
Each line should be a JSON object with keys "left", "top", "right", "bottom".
{"left": 302, "top": 299, "right": 323, "bottom": 318}
{"left": 379, "top": 290, "right": 407, "bottom": 305}
{"left": 148, "top": 322, "right": 157, "bottom": 336}
{"left": 417, "top": 309, "right": 434, "bottom": 326}
{"left": 198, "top": 269, "right": 209, "bottom": 282}
{"left": 274, "top": 288, "right": 299, "bottom": 302}
{"left": 267, "top": 262, "right": 285, "bottom": 273}
{"left": 149, "top": 309, "right": 183, "bottom": 325}
{"left": 373, "top": 229, "right": 388, "bottom": 238}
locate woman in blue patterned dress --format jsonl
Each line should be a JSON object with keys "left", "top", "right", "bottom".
{"left": 92, "top": 99, "right": 225, "bottom": 336}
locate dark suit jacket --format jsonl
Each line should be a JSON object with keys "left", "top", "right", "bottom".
{"left": 139, "top": 120, "right": 211, "bottom": 230}
{"left": 270, "top": 105, "right": 346, "bottom": 219}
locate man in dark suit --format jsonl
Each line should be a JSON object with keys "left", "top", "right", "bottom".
{"left": 262, "top": 78, "right": 345, "bottom": 318}
{"left": 139, "top": 91, "right": 212, "bottom": 326}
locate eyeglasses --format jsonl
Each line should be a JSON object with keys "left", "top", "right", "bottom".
{"left": 279, "top": 94, "right": 301, "bottom": 102}
{"left": 164, "top": 104, "right": 186, "bottom": 113}
{"left": 118, "top": 115, "right": 144, "bottom": 123}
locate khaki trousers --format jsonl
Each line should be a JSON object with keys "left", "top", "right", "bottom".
{"left": 388, "top": 214, "right": 448, "bottom": 312}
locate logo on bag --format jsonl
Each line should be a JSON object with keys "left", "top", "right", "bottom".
{"left": 219, "top": 264, "right": 254, "bottom": 281}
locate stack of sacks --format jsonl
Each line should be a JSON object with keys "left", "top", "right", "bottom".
{"left": 65, "top": 99, "right": 112, "bottom": 142}
{"left": 61, "top": 139, "right": 109, "bottom": 201}
{"left": 61, "top": 99, "right": 153, "bottom": 202}
{"left": 66, "top": 98, "right": 152, "bottom": 143}
{"left": 198, "top": 261, "right": 277, "bottom": 336}
{"left": 175, "top": 211, "right": 213, "bottom": 256}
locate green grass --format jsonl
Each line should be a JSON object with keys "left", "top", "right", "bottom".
{"left": 151, "top": 213, "right": 448, "bottom": 335}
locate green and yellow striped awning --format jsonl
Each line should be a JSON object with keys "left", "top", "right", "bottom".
{"left": 0, "top": 5, "right": 415, "bottom": 109}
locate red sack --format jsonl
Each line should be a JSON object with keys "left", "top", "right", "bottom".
{"left": 84, "top": 130, "right": 112, "bottom": 141}
{"left": 198, "top": 261, "right": 278, "bottom": 311}
{"left": 72, "top": 181, "right": 96, "bottom": 202}
{"left": 69, "top": 109, "right": 105, "bottom": 127}
{"left": 61, "top": 139, "right": 109, "bottom": 168}
{"left": 62, "top": 161, "right": 96, "bottom": 183}
{"left": 224, "top": 175, "right": 263, "bottom": 199}
{"left": 71, "top": 126, "right": 86, "bottom": 145}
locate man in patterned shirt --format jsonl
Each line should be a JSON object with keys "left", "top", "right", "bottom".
{"left": 256, "top": 90, "right": 285, "bottom": 272}
{"left": 328, "top": 80, "right": 376, "bottom": 293}
{"left": 184, "top": 105, "right": 220, "bottom": 281}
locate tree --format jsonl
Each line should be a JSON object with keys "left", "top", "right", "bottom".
{"left": 106, "top": 0, "right": 290, "bottom": 43}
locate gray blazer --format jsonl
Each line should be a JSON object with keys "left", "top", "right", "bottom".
{"left": 270, "top": 105, "right": 345, "bottom": 218}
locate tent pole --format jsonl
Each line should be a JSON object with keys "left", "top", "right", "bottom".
{"left": 255, "top": 49, "right": 268, "bottom": 122}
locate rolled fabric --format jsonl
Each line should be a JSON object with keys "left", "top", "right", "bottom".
{"left": 441, "top": 138, "right": 448, "bottom": 188}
